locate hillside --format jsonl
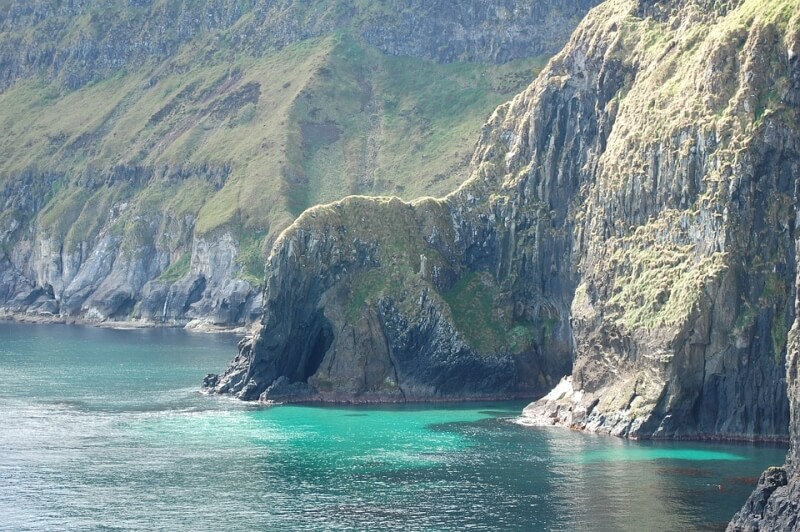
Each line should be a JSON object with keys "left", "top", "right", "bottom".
{"left": 0, "top": 0, "right": 598, "bottom": 324}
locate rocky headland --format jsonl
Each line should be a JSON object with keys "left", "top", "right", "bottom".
{"left": 208, "top": 0, "right": 799, "bottom": 441}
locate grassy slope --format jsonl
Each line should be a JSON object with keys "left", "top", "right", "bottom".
{"left": 0, "top": 27, "right": 546, "bottom": 281}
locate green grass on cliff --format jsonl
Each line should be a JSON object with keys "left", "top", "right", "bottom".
{"left": 234, "top": 229, "right": 269, "bottom": 286}
{"left": 285, "top": 34, "right": 546, "bottom": 213}
{"left": 444, "top": 272, "right": 506, "bottom": 353}
{"left": 604, "top": 212, "right": 729, "bottom": 330}
{"left": 0, "top": 30, "right": 545, "bottom": 281}
{"left": 158, "top": 252, "right": 190, "bottom": 283}
{"left": 444, "top": 271, "right": 536, "bottom": 355}
{"left": 599, "top": 0, "right": 800, "bottom": 172}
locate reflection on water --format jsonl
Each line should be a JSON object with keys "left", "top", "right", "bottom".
{"left": 0, "top": 322, "right": 787, "bottom": 531}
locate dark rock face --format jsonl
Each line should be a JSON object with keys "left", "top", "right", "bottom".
{"left": 209, "top": 0, "right": 798, "bottom": 447}
{"left": 729, "top": 466, "right": 798, "bottom": 531}
{"left": 730, "top": 236, "right": 800, "bottom": 529}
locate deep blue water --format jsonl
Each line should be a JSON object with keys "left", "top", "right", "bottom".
{"left": 0, "top": 322, "right": 787, "bottom": 531}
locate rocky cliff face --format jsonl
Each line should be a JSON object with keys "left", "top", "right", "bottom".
{"left": 0, "top": 0, "right": 597, "bottom": 90}
{"left": 208, "top": 0, "right": 799, "bottom": 446}
{"left": 1, "top": 163, "right": 261, "bottom": 324}
{"left": 0, "top": 0, "right": 598, "bottom": 325}
{"left": 729, "top": 230, "right": 800, "bottom": 528}
{"left": 520, "top": 0, "right": 799, "bottom": 441}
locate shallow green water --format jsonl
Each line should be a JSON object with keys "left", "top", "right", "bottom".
{"left": 0, "top": 322, "right": 787, "bottom": 531}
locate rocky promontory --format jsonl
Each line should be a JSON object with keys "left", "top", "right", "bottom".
{"left": 208, "top": 0, "right": 799, "bottom": 445}
{"left": 204, "top": 192, "right": 572, "bottom": 401}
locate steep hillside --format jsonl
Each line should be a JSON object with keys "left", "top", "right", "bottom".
{"left": 206, "top": 0, "right": 799, "bottom": 449}
{"left": 0, "top": 0, "right": 598, "bottom": 324}
{"left": 520, "top": 0, "right": 799, "bottom": 441}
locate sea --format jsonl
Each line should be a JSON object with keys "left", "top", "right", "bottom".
{"left": 0, "top": 322, "right": 786, "bottom": 531}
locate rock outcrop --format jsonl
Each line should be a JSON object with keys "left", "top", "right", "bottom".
{"left": 206, "top": 194, "right": 570, "bottom": 401}
{"left": 729, "top": 239, "right": 800, "bottom": 529}
{"left": 208, "top": 0, "right": 799, "bottom": 446}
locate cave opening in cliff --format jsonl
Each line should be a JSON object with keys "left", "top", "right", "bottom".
{"left": 299, "top": 317, "right": 334, "bottom": 383}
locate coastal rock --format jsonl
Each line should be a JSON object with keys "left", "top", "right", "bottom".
{"left": 730, "top": 232, "right": 800, "bottom": 529}
{"left": 210, "top": 0, "right": 797, "bottom": 446}
{"left": 729, "top": 467, "right": 796, "bottom": 531}
{"left": 206, "top": 195, "right": 565, "bottom": 401}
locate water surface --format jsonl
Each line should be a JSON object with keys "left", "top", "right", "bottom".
{"left": 0, "top": 322, "right": 786, "bottom": 530}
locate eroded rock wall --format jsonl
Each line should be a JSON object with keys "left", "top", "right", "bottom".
{"left": 208, "top": 0, "right": 799, "bottom": 442}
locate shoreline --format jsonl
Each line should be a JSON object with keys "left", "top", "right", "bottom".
{"left": 5, "top": 308, "right": 788, "bottom": 448}
{"left": 208, "top": 390, "right": 790, "bottom": 446}
{"left": 0, "top": 309, "right": 249, "bottom": 335}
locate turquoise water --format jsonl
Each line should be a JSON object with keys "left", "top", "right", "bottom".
{"left": 0, "top": 322, "right": 787, "bottom": 531}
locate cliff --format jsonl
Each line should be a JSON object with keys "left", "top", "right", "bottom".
{"left": 207, "top": 0, "right": 800, "bottom": 443}
{"left": 0, "top": 0, "right": 595, "bottom": 89}
{"left": 519, "top": 0, "right": 799, "bottom": 441}
{"left": 729, "top": 242, "right": 800, "bottom": 529}
{"left": 0, "top": 0, "right": 598, "bottom": 325}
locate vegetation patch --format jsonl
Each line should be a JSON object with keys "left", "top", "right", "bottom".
{"left": 234, "top": 230, "right": 268, "bottom": 286}
{"left": 444, "top": 271, "right": 534, "bottom": 355}
{"left": 606, "top": 234, "right": 728, "bottom": 330}
{"left": 772, "top": 313, "right": 790, "bottom": 362}
{"left": 158, "top": 252, "right": 191, "bottom": 283}
{"left": 346, "top": 268, "right": 397, "bottom": 323}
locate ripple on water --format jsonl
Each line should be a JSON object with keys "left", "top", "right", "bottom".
{"left": 579, "top": 447, "right": 747, "bottom": 464}
{"left": 0, "top": 323, "right": 789, "bottom": 531}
